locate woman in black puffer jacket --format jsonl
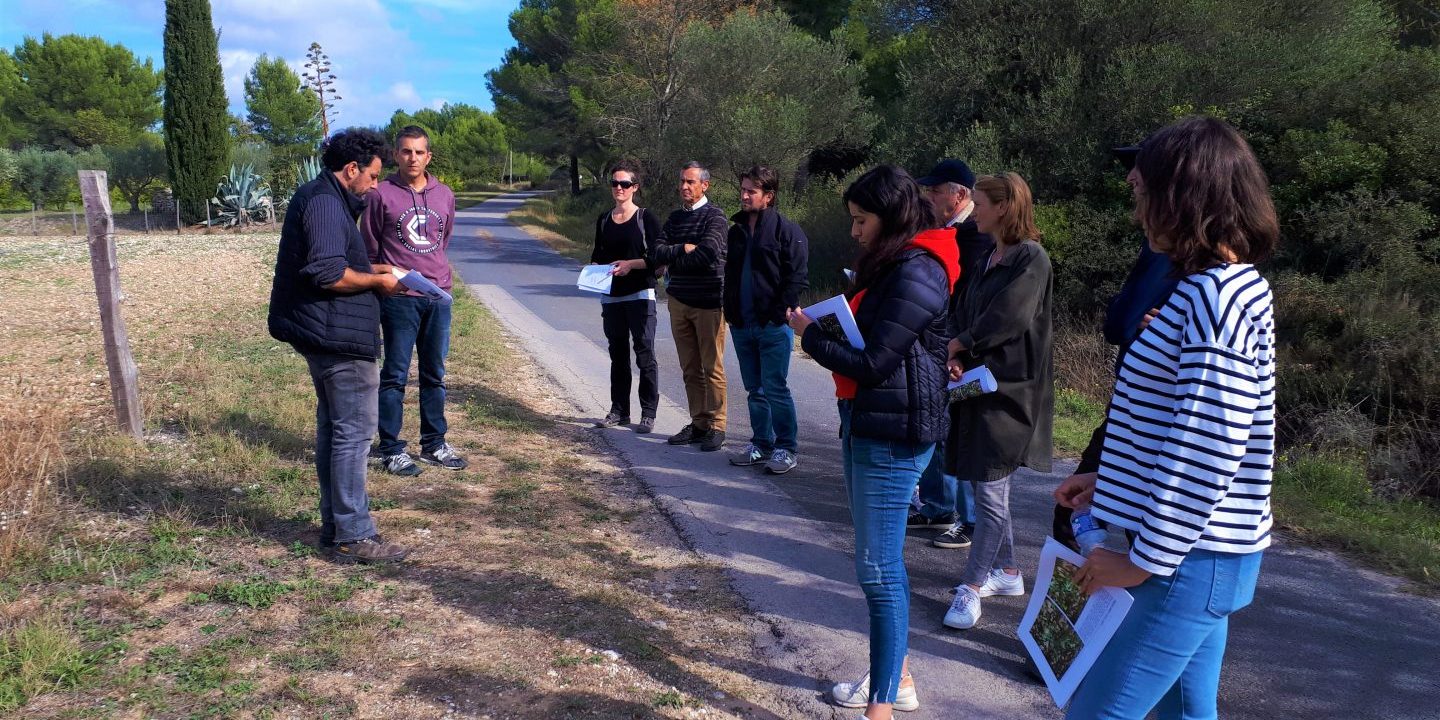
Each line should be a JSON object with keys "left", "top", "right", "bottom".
{"left": 788, "top": 166, "right": 959, "bottom": 719}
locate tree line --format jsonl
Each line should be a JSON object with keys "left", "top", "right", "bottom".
{"left": 491, "top": 0, "right": 1440, "bottom": 500}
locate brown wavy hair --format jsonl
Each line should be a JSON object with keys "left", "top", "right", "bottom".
{"left": 974, "top": 172, "right": 1041, "bottom": 246}
{"left": 1134, "top": 117, "right": 1279, "bottom": 274}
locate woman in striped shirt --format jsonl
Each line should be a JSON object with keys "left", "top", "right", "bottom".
{"left": 1054, "top": 116, "right": 1280, "bottom": 720}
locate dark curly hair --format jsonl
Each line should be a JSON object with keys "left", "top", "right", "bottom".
{"left": 843, "top": 165, "right": 933, "bottom": 292}
{"left": 320, "top": 128, "right": 389, "bottom": 172}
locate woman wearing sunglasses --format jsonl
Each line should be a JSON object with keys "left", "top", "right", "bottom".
{"left": 590, "top": 160, "right": 664, "bottom": 433}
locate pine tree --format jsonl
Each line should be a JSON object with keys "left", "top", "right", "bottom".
{"left": 163, "top": 0, "right": 229, "bottom": 224}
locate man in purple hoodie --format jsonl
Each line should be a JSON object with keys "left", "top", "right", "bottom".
{"left": 362, "top": 125, "right": 467, "bottom": 476}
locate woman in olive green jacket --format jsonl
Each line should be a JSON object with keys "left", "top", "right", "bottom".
{"left": 941, "top": 172, "right": 1054, "bottom": 631}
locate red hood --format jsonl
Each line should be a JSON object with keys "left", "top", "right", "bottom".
{"left": 910, "top": 228, "right": 963, "bottom": 290}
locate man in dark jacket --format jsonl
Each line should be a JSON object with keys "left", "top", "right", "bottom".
{"left": 910, "top": 159, "right": 995, "bottom": 548}
{"left": 268, "top": 128, "right": 409, "bottom": 565}
{"left": 723, "top": 165, "right": 809, "bottom": 474}
{"left": 615, "top": 161, "right": 730, "bottom": 451}
{"left": 1051, "top": 141, "right": 1180, "bottom": 547}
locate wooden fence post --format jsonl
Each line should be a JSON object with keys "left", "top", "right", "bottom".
{"left": 78, "top": 170, "right": 143, "bottom": 438}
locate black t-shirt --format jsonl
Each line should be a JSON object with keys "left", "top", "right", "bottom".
{"left": 591, "top": 207, "right": 662, "bottom": 297}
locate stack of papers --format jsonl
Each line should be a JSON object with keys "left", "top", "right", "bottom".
{"left": 577, "top": 265, "right": 614, "bottom": 294}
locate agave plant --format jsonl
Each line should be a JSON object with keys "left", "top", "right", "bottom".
{"left": 293, "top": 155, "right": 322, "bottom": 186}
{"left": 209, "top": 163, "right": 273, "bottom": 226}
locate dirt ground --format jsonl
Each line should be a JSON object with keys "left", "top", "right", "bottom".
{"left": 0, "top": 233, "right": 795, "bottom": 719}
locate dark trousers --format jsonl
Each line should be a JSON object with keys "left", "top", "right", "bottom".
{"left": 378, "top": 295, "right": 451, "bottom": 456}
{"left": 601, "top": 299, "right": 659, "bottom": 420}
{"left": 304, "top": 353, "right": 379, "bottom": 544}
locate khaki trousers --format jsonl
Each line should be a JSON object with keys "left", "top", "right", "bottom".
{"left": 669, "top": 298, "right": 727, "bottom": 431}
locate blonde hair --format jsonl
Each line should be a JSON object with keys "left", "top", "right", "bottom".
{"left": 974, "top": 172, "right": 1041, "bottom": 245}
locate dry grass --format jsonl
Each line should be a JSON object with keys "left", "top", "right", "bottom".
{"left": 0, "top": 401, "right": 63, "bottom": 568}
{"left": 0, "top": 232, "right": 789, "bottom": 718}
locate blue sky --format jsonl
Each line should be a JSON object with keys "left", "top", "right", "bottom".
{"left": 0, "top": 0, "right": 521, "bottom": 128}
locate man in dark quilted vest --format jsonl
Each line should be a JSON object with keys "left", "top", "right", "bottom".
{"left": 268, "top": 128, "right": 409, "bottom": 564}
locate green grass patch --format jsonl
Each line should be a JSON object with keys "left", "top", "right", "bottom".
{"left": 0, "top": 616, "right": 97, "bottom": 711}
{"left": 1053, "top": 387, "right": 1106, "bottom": 456}
{"left": 211, "top": 576, "right": 292, "bottom": 609}
{"left": 1274, "top": 452, "right": 1440, "bottom": 591}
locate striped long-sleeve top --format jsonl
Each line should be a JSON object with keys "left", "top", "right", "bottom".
{"left": 1092, "top": 263, "right": 1275, "bottom": 576}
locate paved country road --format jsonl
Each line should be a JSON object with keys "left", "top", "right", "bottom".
{"left": 450, "top": 192, "right": 1440, "bottom": 720}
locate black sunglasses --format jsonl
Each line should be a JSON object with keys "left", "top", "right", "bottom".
{"left": 609, "top": 180, "right": 637, "bottom": 189}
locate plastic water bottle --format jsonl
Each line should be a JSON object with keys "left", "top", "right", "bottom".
{"left": 1070, "top": 508, "right": 1108, "bottom": 556}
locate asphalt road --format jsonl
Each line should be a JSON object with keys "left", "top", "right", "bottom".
{"left": 449, "top": 192, "right": 1440, "bottom": 720}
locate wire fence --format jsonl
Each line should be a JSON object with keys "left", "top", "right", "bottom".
{"left": 0, "top": 196, "right": 285, "bottom": 237}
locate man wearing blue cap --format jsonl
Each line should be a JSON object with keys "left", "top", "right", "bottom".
{"left": 909, "top": 159, "right": 994, "bottom": 548}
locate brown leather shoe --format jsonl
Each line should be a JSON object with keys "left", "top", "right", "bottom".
{"left": 331, "top": 535, "right": 409, "bottom": 564}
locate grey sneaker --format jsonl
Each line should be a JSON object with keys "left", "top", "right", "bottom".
{"left": 382, "top": 452, "right": 422, "bottom": 477}
{"left": 419, "top": 442, "right": 468, "bottom": 471}
{"left": 331, "top": 535, "right": 409, "bottom": 564}
{"left": 764, "top": 449, "right": 797, "bottom": 475}
{"left": 729, "top": 443, "right": 766, "bottom": 466}
{"left": 635, "top": 416, "right": 655, "bottom": 434}
{"left": 594, "top": 412, "right": 628, "bottom": 428}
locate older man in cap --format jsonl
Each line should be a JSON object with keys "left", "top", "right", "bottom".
{"left": 908, "top": 158, "right": 994, "bottom": 548}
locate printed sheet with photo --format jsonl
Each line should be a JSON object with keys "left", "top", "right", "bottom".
{"left": 801, "top": 294, "right": 865, "bottom": 350}
{"left": 1017, "top": 537, "right": 1135, "bottom": 707}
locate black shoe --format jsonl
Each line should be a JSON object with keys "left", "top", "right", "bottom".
{"left": 635, "top": 416, "right": 655, "bottom": 434}
{"left": 594, "top": 412, "right": 628, "bottom": 429}
{"left": 699, "top": 429, "right": 726, "bottom": 452}
{"left": 319, "top": 522, "right": 337, "bottom": 549}
{"left": 933, "top": 524, "right": 973, "bottom": 549}
{"left": 907, "top": 510, "right": 956, "bottom": 530}
{"left": 667, "top": 424, "right": 699, "bottom": 445}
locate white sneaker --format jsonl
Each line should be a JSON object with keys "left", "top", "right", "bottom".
{"left": 976, "top": 569, "right": 1025, "bottom": 598}
{"left": 830, "top": 671, "right": 919, "bottom": 711}
{"left": 944, "top": 585, "right": 982, "bottom": 629}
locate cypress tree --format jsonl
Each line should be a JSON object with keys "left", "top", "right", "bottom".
{"left": 163, "top": 0, "right": 229, "bottom": 224}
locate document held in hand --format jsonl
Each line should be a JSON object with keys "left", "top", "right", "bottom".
{"left": 577, "top": 264, "right": 614, "bottom": 294}
{"left": 946, "top": 365, "right": 998, "bottom": 403}
{"left": 390, "top": 267, "right": 453, "bottom": 305}
{"left": 1018, "top": 538, "right": 1135, "bottom": 707}
{"left": 802, "top": 294, "right": 865, "bottom": 350}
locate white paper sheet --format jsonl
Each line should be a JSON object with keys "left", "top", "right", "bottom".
{"left": 577, "top": 264, "right": 615, "bottom": 294}
{"left": 946, "top": 365, "right": 998, "bottom": 402}
{"left": 1017, "top": 538, "right": 1135, "bottom": 708}
{"left": 801, "top": 294, "right": 865, "bottom": 349}
{"left": 390, "top": 267, "right": 453, "bottom": 305}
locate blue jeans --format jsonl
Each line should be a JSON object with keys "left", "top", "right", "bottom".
{"left": 304, "top": 353, "right": 379, "bottom": 544}
{"left": 731, "top": 323, "right": 797, "bottom": 453}
{"left": 1065, "top": 549, "right": 1264, "bottom": 720}
{"left": 838, "top": 400, "right": 935, "bottom": 705}
{"left": 915, "top": 443, "right": 975, "bottom": 525}
{"left": 378, "top": 295, "right": 451, "bottom": 456}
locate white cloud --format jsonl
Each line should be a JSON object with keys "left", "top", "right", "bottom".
{"left": 220, "top": 49, "right": 260, "bottom": 114}
{"left": 210, "top": 0, "right": 424, "bottom": 126}
{"left": 430, "top": 97, "right": 448, "bottom": 111}
{"left": 389, "top": 82, "right": 422, "bottom": 108}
